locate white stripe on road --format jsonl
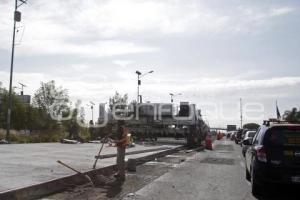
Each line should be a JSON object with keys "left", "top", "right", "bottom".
{"left": 240, "top": 161, "right": 245, "bottom": 168}
{"left": 246, "top": 180, "right": 251, "bottom": 186}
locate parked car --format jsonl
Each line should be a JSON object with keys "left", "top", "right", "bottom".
{"left": 0, "top": 139, "right": 9, "bottom": 144}
{"left": 244, "top": 121, "right": 300, "bottom": 196}
{"left": 237, "top": 129, "right": 256, "bottom": 146}
{"left": 241, "top": 130, "right": 257, "bottom": 157}
{"left": 225, "top": 131, "right": 234, "bottom": 139}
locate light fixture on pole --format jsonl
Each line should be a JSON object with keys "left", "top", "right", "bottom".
{"left": 169, "top": 93, "right": 182, "bottom": 103}
{"left": 135, "top": 70, "right": 154, "bottom": 103}
{"left": 6, "top": 0, "right": 28, "bottom": 141}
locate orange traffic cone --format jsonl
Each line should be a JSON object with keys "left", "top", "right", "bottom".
{"left": 205, "top": 135, "right": 213, "bottom": 150}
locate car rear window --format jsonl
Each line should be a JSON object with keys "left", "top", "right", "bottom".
{"left": 266, "top": 126, "right": 300, "bottom": 147}
{"left": 248, "top": 131, "right": 256, "bottom": 138}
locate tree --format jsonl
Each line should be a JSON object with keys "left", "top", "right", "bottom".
{"left": 33, "top": 80, "right": 70, "bottom": 116}
{"left": 87, "top": 91, "right": 128, "bottom": 139}
{"left": 64, "top": 108, "right": 80, "bottom": 139}
{"left": 0, "top": 87, "right": 28, "bottom": 130}
{"left": 0, "top": 83, "right": 6, "bottom": 128}
{"left": 26, "top": 106, "right": 46, "bottom": 131}
{"left": 32, "top": 81, "right": 70, "bottom": 129}
{"left": 89, "top": 119, "right": 96, "bottom": 140}
{"left": 109, "top": 91, "right": 129, "bottom": 120}
{"left": 283, "top": 108, "right": 300, "bottom": 123}
{"left": 109, "top": 91, "right": 128, "bottom": 112}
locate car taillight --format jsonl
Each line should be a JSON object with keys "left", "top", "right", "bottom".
{"left": 255, "top": 145, "right": 267, "bottom": 162}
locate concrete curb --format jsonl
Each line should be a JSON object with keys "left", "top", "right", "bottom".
{"left": 95, "top": 146, "right": 172, "bottom": 159}
{"left": 0, "top": 146, "right": 184, "bottom": 200}
{"left": 128, "top": 146, "right": 185, "bottom": 166}
{"left": 154, "top": 140, "right": 186, "bottom": 146}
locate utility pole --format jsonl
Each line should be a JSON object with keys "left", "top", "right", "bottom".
{"left": 240, "top": 98, "right": 243, "bottom": 129}
{"left": 6, "top": 0, "right": 27, "bottom": 141}
{"left": 169, "top": 93, "right": 182, "bottom": 103}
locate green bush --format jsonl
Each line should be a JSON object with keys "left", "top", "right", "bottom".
{"left": 6, "top": 129, "right": 66, "bottom": 143}
{"left": 9, "top": 134, "right": 31, "bottom": 143}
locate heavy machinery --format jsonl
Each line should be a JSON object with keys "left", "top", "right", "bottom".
{"left": 101, "top": 102, "right": 210, "bottom": 148}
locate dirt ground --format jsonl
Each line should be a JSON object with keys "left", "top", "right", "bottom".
{"left": 43, "top": 149, "right": 199, "bottom": 200}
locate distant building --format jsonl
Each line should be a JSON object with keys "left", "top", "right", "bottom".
{"left": 98, "top": 103, "right": 107, "bottom": 123}
{"left": 16, "top": 95, "right": 31, "bottom": 105}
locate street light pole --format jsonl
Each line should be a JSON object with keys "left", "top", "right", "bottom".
{"left": 169, "top": 93, "right": 182, "bottom": 103}
{"left": 136, "top": 71, "right": 141, "bottom": 103}
{"left": 91, "top": 102, "right": 94, "bottom": 123}
{"left": 6, "top": 0, "right": 27, "bottom": 141}
{"left": 87, "top": 101, "right": 95, "bottom": 123}
{"left": 135, "top": 70, "right": 153, "bottom": 103}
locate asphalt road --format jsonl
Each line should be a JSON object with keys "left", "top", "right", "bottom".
{"left": 126, "top": 140, "right": 299, "bottom": 200}
{"left": 44, "top": 139, "right": 300, "bottom": 200}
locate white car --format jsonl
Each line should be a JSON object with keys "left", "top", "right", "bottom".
{"left": 241, "top": 130, "right": 256, "bottom": 157}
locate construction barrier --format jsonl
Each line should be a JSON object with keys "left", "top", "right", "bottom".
{"left": 205, "top": 135, "right": 213, "bottom": 150}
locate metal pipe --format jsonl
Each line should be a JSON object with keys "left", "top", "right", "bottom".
{"left": 136, "top": 70, "right": 153, "bottom": 103}
{"left": 57, "top": 160, "right": 94, "bottom": 187}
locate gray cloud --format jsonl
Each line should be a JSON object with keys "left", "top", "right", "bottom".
{"left": 0, "top": 0, "right": 299, "bottom": 126}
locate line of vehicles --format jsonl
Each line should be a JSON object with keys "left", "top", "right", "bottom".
{"left": 228, "top": 119, "right": 300, "bottom": 196}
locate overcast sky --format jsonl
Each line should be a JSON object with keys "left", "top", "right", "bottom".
{"left": 0, "top": 0, "right": 300, "bottom": 127}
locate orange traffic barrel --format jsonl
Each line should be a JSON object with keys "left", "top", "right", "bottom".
{"left": 205, "top": 135, "right": 213, "bottom": 150}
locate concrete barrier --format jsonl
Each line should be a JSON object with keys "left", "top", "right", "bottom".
{"left": 0, "top": 146, "right": 183, "bottom": 200}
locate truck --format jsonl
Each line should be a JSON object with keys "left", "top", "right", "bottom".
{"left": 227, "top": 125, "right": 237, "bottom": 132}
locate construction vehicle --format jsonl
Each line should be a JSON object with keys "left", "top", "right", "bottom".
{"left": 101, "top": 102, "right": 210, "bottom": 148}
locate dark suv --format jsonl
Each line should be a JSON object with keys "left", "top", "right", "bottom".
{"left": 244, "top": 121, "right": 300, "bottom": 196}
